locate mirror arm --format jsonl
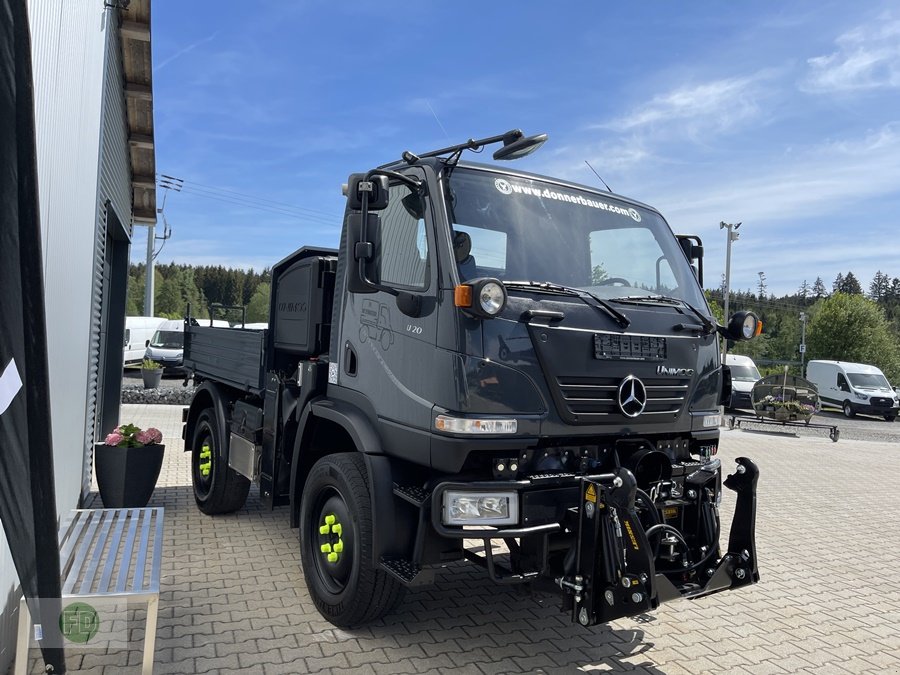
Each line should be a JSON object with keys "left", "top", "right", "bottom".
{"left": 367, "top": 168, "right": 422, "bottom": 194}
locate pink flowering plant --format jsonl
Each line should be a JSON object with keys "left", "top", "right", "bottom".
{"left": 104, "top": 423, "right": 163, "bottom": 448}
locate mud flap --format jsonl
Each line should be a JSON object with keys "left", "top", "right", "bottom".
{"left": 569, "top": 468, "right": 659, "bottom": 626}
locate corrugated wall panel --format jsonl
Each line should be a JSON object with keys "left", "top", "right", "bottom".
{"left": 83, "top": 11, "right": 133, "bottom": 497}
{"left": 0, "top": 2, "right": 108, "bottom": 671}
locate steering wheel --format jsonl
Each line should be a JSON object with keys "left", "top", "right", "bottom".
{"left": 596, "top": 277, "right": 631, "bottom": 287}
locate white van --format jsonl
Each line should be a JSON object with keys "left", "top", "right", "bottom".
{"left": 806, "top": 360, "right": 899, "bottom": 420}
{"left": 725, "top": 353, "right": 761, "bottom": 410}
{"left": 144, "top": 319, "right": 185, "bottom": 372}
{"left": 124, "top": 316, "right": 165, "bottom": 366}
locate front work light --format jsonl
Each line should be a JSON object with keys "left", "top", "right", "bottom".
{"left": 434, "top": 414, "right": 518, "bottom": 434}
{"left": 442, "top": 491, "right": 519, "bottom": 526}
{"left": 454, "top": 277, "right": 507, "bottom": 318}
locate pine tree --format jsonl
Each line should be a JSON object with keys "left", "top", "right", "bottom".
{"left": 813, "top": 277, "right": 827, "bottom": 298}
{"left": 797, "top": 279, "right": 810, "bottom": 301}
{"left": 841, "top": 271, "right": 862, "bottom": 295}
{"left": 833, "top": 273, "right": 844, "bottom": 293}
{"left": 869, "top": 271, "right": 889, "bottom": 301}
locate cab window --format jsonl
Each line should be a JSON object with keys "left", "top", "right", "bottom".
{"left": 376, "top": 183, "right": 429, "bottom": 290}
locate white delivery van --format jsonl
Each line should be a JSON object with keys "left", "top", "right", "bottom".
{"left": 725, "top": 353, "right": 761, "bottom": 410}
{"left": 124, "top": 316, "right": 166, "bottom": 366}
{"left": 144, "top": 319, "right": 186, "bottom": 372}
{"left": 806, "top": 360, "right": 899, "bottom": 420}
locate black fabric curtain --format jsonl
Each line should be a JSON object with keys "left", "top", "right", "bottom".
{"left": 0, "top": 0, "right": 66, "bottom": 671}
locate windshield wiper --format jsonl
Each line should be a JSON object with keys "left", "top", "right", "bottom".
{"left": 503, "top": 281, "right": 630, "bottom": 329}
{"left": 611, "top": 294, "right": 715, "bottom": 334}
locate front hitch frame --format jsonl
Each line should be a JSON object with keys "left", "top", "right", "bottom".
{"left": 561, "top": 457, "right": 760, "bottom": 626}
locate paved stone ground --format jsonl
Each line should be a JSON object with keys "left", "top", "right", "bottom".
{"left": 13, "top": 405, "right": 900, "bottom": 674}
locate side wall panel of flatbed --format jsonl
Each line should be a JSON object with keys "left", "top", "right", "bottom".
{"left": 185, "top": 325, "right": 266, "bottom": 395}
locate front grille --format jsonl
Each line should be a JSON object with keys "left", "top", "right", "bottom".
{"left": 870, "top": 397, "right": 893, "bottom": 407}
{"left": 555, "top": 375, "right": 690, "bottom": 422}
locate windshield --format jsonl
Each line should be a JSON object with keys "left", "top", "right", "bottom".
{"left": 445, "top": 168, "right": 708, "bottom": 311}
{"left": 848, "top": 372, "right": 890, "bottom": 389}
{"left": 149, "top": 330, "right": 183, "bottom": 349}
{"left": 730, "top": 365, "right": 761, "bottom": 382}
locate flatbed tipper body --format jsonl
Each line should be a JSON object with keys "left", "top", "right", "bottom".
{"left": 181, "top": 130, "right": 762, "bottom": 629}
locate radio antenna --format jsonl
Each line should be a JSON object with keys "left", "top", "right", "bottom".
{"left": 585, "top": 160, "right": 612, "bottom": 193}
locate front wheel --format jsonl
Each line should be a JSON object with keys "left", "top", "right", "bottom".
{"left": 842, "top": 401, "right": 855, "bottom": 418}
{"left": 299, "top": 453, "right": 405, "bottom": 627}
{"left": 885, "top": 414, "right": 896, "bottom": 422}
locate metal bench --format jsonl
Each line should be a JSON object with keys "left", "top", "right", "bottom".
{"left": 14, "top": 507, "right": 164, "bottom": 675}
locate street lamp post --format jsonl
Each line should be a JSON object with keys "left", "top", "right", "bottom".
{"left": 719, "top": 221, "right": 741, "bottom": 359}
{"left": 799, "top": 311, "right": 807, "bottom": 374}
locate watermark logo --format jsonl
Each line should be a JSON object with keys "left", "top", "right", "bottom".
{"left": 628, "top": 208, "right": 642, "bottom": 222}
{"left": 494, "top": 178, "right": 512, "bottom": 195}
{"left": 60, "top": 602, "right": 100, "bottom": 644}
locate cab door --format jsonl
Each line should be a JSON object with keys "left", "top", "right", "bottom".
{"left": 333, "top": 168, "right": 442, "bottom": 436}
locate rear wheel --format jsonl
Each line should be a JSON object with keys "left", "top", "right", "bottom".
{"left": 842, "top": 401, "right": 855, "bottom": 418}
{"left": 191, "top": 408, "right": 250, "bottom": 514}
{"left": 299, "top": 453, "right": 405, "bottom": 627}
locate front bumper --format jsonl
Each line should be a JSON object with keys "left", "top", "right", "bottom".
{"left": 430, "top": 457, "right": 759, "bottom": 625}
{"left": 728, "top": 390, "right": 753, "bottom": 410}
{"left": 853, "top": 400, "right": 898, "bottom": 416}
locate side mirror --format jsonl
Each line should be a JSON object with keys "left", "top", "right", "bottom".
{"left": 676, "top": 234, "right": 704, "bottom": 286}
{"left": 145, "top": 339, "right": 150, "bottom": 347}
{"left": 346, "top": 213, "right": 380, "bottom": 294}
{"left": 718, "top": 310, "right": 761, "bottom": 342}
{"left": 345, "top": 174, "right": 389, "bottom": 211}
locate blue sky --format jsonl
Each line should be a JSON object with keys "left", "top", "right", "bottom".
{"left": 139, "top": 1, "right": 900, "bottom": 296}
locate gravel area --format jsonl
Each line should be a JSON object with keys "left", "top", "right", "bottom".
{"left": 727, "top": 406, "right": 900, "bottom": 444}
{"left": 122, "top": 369, "right": 195, "bottom": 405}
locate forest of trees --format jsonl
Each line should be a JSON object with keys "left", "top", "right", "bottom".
{"left": 130, "top": 263, "right": 900, "bottom": 381}
{"left": 126, "top": 262, "right": 271, "bottom": 323}
{"left": 708, "top": 270, "right": 900, "bottom": 381}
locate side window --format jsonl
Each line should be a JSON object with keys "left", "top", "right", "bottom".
{"left": 377, "top": 183, "right": 429, "bottom": 290}
{"left": 124, "top": 328, "right": 130, "bottom": 346}
{"left": 451, "top": 223, "right": 508, "bottom": 278}
{"left": 837, "top": 373, "right": 848, "bottom": 390}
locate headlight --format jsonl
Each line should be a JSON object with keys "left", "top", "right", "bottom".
{"left": 725, "top": 310, "right": 762, "bottom": 341}
{"left": 442, "top": 491, "right": 519, "bottom": 526}
{"left": 478, "top": 282, "right": 505, "bottom": 316}
{"left": 854, "top": 392, "right": 868, "bottom": 401}
{"left": 454, "top": 277, "right": 507, "bottom": 319}
{"left": 434, "top": 414, "right": 517, "bottom": 434}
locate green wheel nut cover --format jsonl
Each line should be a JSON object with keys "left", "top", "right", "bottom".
{"left": 199, "top": 444, "right": 212, "bottom": 477}
{"left": 318, "top": 513, "right": 344, "bottom": 564}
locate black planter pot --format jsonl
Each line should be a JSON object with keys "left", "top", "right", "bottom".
{"left": 95, "top": 443, "right": 165, "bottom": 508}
{"left": 141, "top": 368, "right": 162, "bottom": 389}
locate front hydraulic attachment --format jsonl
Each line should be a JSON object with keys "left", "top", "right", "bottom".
{"left": 563, "top": 467, "right": 658, "bottom": 626}
{"left": 560, "top": 457, "right": 760, "bottom": 626}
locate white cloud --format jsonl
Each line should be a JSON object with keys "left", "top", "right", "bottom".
{"left": 600, "top": 72, "right": 776, "bottom": 137}
{"left": 802, "top": 14, "right": 900, "bottom": 92}
{"left": 658, "top": 123, "right": 900, "bottom": 227}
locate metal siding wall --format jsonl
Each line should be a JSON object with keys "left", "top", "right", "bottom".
{"left": 0, "top": 2, "right": 107, "bottom": 670}
{"left": 85, "top": 18, "right": 134, "bottom": 496}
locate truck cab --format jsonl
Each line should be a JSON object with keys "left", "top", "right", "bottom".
{"left": 182, "top": 130, "right": 762, "bottom": 629}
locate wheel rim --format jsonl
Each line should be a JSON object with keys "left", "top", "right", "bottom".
{"left": 193, "top": 424, "right": 214, "bottom": 498}
{"left": 843, "top": 403, "right": 852, "bottom": 417}
{"left": 309, "top": 489, "right": 354, "bottom": 595}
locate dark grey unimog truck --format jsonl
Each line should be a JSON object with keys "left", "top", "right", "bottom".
{"left": 182, "top": 130, "right": 762, "bottom": 628}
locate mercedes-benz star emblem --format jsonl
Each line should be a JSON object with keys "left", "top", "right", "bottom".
{"left": 617, "top": 375, "right": 647, "bottom": 418}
